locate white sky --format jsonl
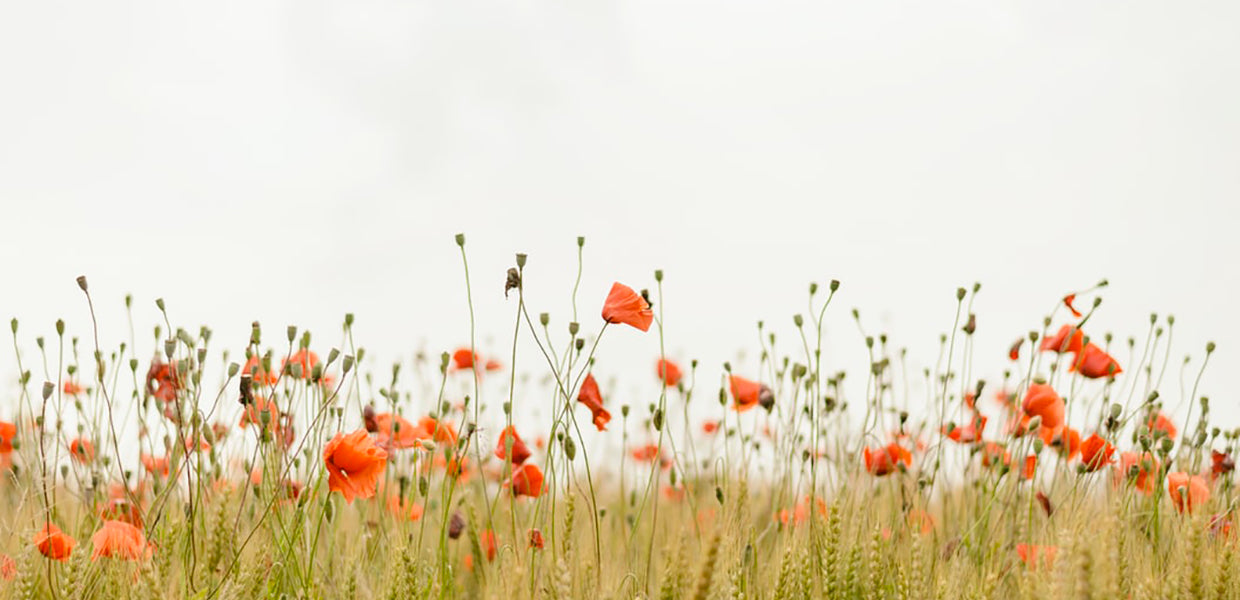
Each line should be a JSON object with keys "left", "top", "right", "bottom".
{"left": 1, "top": 1, "right": 1238, "bottom": 434}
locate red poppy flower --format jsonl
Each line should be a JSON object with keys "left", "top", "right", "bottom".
{"left": 451, "top": 348, "right": 479, "bottom": 370}
{"left": 1146, "top": 412, "right": 1177, "bottom": 440}
{"left": 281, "top": 349, "right": 319, "bottom": 379}
{"left": 509, "top": 463, "right": 544, "bottom": 498}
{"left": 864, "top": 443, "right": 912, "bottom": 476}
{"left": 1115, "top": 451, "right": 1159, "bottom": 494}
{"left": 481, "top": 530, "right": 497, "bottom": 562}
{"left": 631, "top": 443, "right": 661, "bottom": 463}
{"left": 1009, "top": 338, "right": 1023, "bottom": 361}
{"left": 577, "top": 374, "right": 612, "bottom": 431}
{"left": 601, "top": 282, "right": 653, "bottom": 332}
{"left": 34, "top": 523, "right": 75, "bottom": 561}
{"left": 145, "top": 359, "right": 181, "bottom": 402}
{"left": 98, "top": 498, "right": 143, "bottom": 528}
{"left": 944, "top": 413, "right": 987, "bottom": 444}
{"left": 239, "top": 396, "right": 280, "bottom": 432}
{"left": 63, "top": 380, "right": 84, "bottom": 396}
{"left": 494, "top": 426, "right": 531, "bottom": 466}
{"left": 980, "top": 442, "right": 1010, "bottom": 469}
{"left": 323, "top": 429, "right": 388, "bottom": 503}
{"left": 1016, "top": 544, "right": 1057, "bottom": 569}
{"left": 0, "top": 421, "right": 14, "bottom": 454}
{"left": 1021, "top": 383, "right": 1064, "bottom": 430}
{"left": 1211, "top": 451, "right": 1235, "bottom": 479}
{"left": 69, "top": 438, "right": 95, "bottom": 463}
{"left": 1071, "top": 343, "right": 1122, "bottom": 379}
{"left": 1043, "top": 427, "right": 1081, "bottom": 460}
{"left": 701, "top": 421, "right": 720, "bottom": 435}
{"left": 656, "top": 359, "right": 683, "bottom": 387}
{"left": 415, "top": 416, "right": 459, "bottom": 447}
{"left": 1020, "top": 455, "right": 1038, "bottom": 480}
{"left": 729, "top": 375, "right": 773, "bottom": 413}
{"left": 1078, "top": 434, "right": 1115, "bottom": 472}
{"left": 1167, "top": 472, "right": 1211, "bottom": 514}
{"left": 141, "top": 453, "right": 169, "bottom": 477}
{"left": 0, "top": 555, "right": 14, "bottom": 581}
{"left": 90, "top": 520, "right": 149, "bottom": 561}
{"left": 1040, "top": 325, "right": 1084, "bottom": 354}
{"left": 528, "top": 528, "right": 545, "bottom": 550}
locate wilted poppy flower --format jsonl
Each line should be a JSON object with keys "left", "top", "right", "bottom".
{"left": 1021, "top": 383, "right": 1064, "bottom": 430}
{"left": 323, "top": 429, "right": 388, "bottom": 503}
{"left": 1040, "top": 325, "right": 1084, "bottom": 354}
{"left": 69, "top": 438, "right": 95, "bottom": 463}
{"left": 656, "top": 359, "right": 683, "bottom": 387}
{"left": 1078, "top": 434, "right": 1115, "bottom": 472}
{"left": 1071, "top": 343, "right": 1122, "bottom": 379}
{"left": 1062, "top": 294, "right": 1083, "bottom": 318}
{"left": 508, "top": 463, "right": 544, "bottom": 498}
{"left": 140, "top": 453, "right": 169, "bottom": 477}
{"left": 90, "top": 520, "right": 148, "bottom": 561}
{"left": 494, "top": 426, "right": 531, "bottom": 466}
{"left": 1146, "top": 412, "right": 1177, "bottom": 440}
{"left": 242, "top": 354, "right": 277, "bottom": 386}
{"left": 34, "top": 523, "right": 75, "bottom": 561}
{"left": 448, "top": 512, "right": 465, "bottom": 539}
{"left": 1015, "top": 544, "right": 1057, "bottom": 569}
{"left": 577, "top": 374, "right": 611, "bottom": 431}
{"left": 528, "top": 528, "right": 545, "bottom": 550}
{"left": 1115, "top": 451, "right": 1159, "bottom": 494}
{"left": 145, "top": 359, "right": 181, "bottom": 402}
{"left": 729, "top": 375, "right": 773, "bottom": 413}
{"left": 601, "top": 282, "right": 653, "bottom": 332}
{"left": 863, "top": 443, "right": 912, "bottom": 476}
{"left": 282, "top": 349, "right": 319, "bottom": 379}
{"left": 1167, "top": 472, "right": 1211, "bottom": 514}
{"left": 1211, "top": 451, "right": 1235, "bottom": 480}
{"left": 1035, "top": 491, "right": 1053, "bottom": 517}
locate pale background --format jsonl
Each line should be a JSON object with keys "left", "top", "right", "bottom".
{"left": 1, "top": 1, "right": 1237, "bottom": 437}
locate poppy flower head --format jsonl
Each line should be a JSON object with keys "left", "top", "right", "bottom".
{"left": 451, "top": 348, "right": 479, "bottom": 370}
{"left": 701, "top": 420, "right": 720, "bottom": 435}
{"left": 323, "top": 429, "right": 388, "bottom": 503}
{"left": 1211, "top": 451, "right": 1235, "bottom": 479}
{"left": 0, "top": 421, "right": 15, "bottom": 454}
{"left": 1071, "top": 343, "right": 1122, "bottom": 379}
{"left": 980, "top": 442, "right": 1011, "bottom": 470}
{"left": 528, "top": 528, "right": 545, "bottom": 550}
{"left": 373, "top": 413, "right": 420, "bottom": 450}
{"left": 656, "top": 359, "right": 683, "bottom": 387}
{"left": 1040, "top": 325, "right": 1084, "bottom": 355}
{"left": 1009, "top": 338, "right": 1023, "bottom": 361}
{"left": 90, "top": 520, "right": 149, "bottom": 561}
{"left": 729, "top": 375, "right": 773, "bottom": 413}
{"left": 481, "top": 530, "right": 498, "bottom": 562}
{"left": 494, "top": 426, "right": 531, "bottom": 466}
{"left": 1167, "top": 472, "right": 1211, "bottom": 514}
{"left": 1115, "top": 451, "right": 1160, "bottom": 494}
{"left": 416, "top": 416, "right": 459, "bottom": 447}
{"left": 1146, "top": 412, "right": 1177, "bottom": 441}
{"left": 0, "top": 555, "right": 14, "bottom": 581}
{"left": 601, "top": 282, "right": 653, "bottom": 332}
{"left": 34, "top": 523, "right": 75, "bottom": 562}
{"left": 140, "top": 453, "right": 169, "bottom": 478}
{"left": 69, "top": 438, "right": 95, "bottom": 464}
{"left": 282, "top": 349, "right": 319, "bottom": 379}
{"left": 1016, "top": 544, "right": 1057, "bottom": 569}
{"left": 242, "top": 354, "right": 277, "bottom": 386}
{"left": 944, "top": 414, "right": 987, "bottom": 444}
{"left": 577, "top": 374, "right": 611, "bottom": 431}
{"left": 1021, "top": 383, "right": 1064, "bottom": 431}
{"left": 1078, "top": 434, "right": 1115, "bottom": 472}
{"left": 1062, "top": 294, "right": 1083, "bottom": 318}
{"left": 864, "top": 443, "right": 912, "bottom": 476}
{"left": 509, "top": 463, "right": 544, "bottom": 498}
{"left": 145, "top": 359, "right": 181, "bottom": 402}
{"left": 63, "top": 380, "right": 84, "bottom": 396}
{"left": 386, "top": 494, "right": 424, "bottom": 521}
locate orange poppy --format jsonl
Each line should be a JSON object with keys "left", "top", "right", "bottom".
{"left": 631, "top": 443, "right": 661, "bottom": 463}
{"left": 701, "top": 421, "right": 720, "bottom": 435}
{"left": 451, "top": 348, "right": 481, "bottom": 371}
{"left": 1167, "top": 472, "right": 1210, "bottom": 514}
{"left": 239, "top": 396, "right": 280, "bottom": 432}
{"left": 494, "top": 426, "right": 531, "bottom": 466}
{"left": 1015, "top": 544, "right": 1057, "bottom": 569}
{"left": 1040, "top": 325, "right": 1084, "bottom": 354}
{"left": 99, "top": 498, "right": 143, "bottom": 528}
{"left": 864, "top": 443, "right": 912, "bottom": 476}
{"left": 656, "top": 359, "right": 683, "bottom": 387}
{"left": 601, "top": 282, "right": 653, "bottom": 332}
{"left": 386, "top": 494, "right": 424, "bottom": 521}
{"left": 90, "top": 520, "right": 148, "bottom": 561}
{"left": 1062, "top": 294, "right": 1082, "bottom": 318}
{"left": 1115, "top": 451, "right": 1160, "bottom": 494}
{"left": 1146, "top": 412, "right": 1177, "bottom": 440}
{"left": 980, "top": 442, "right": 1010, "bottom": 470}
{"left": 1009, "top": 338, "right": 1023, "bottom": 361}
{"left": 415, "top": 416, "right": 459, "bottom": 447}
{"left": 481, "top": 530, "right": 498, "bottom": 562}
{"left": 242, "top": 354, "right": 277, "bottom": 386}
{"left": 1020, "top": 455, "right": 1038, "bottom": 480}
{"left": 140, "top": 453, "right": 169, "bottom": 477}
{"left": 282, "top": 349, "right": 319, "bottom": 379}
{"left": 0, "top": 554, "right": 14, "bottom": 581}
{"left": 577, "top": 374, "right": 612, "bottom": 431}
{"left": 1021, "top": 383, "right": 1064, "bottom": 430}
{"left": 34, "top": 523, "right": 75, "bottom": 561}
{"left": 508, "top": 463, "right": 544, "bottom": 498}
{"left": 63, "top": 380, "right": 84, "bottom": 396}
{"left": 1071, "top": 343, "right": 1122, "bottom": 379}
{"left": 729, "top": 375, "right": 773, "bottom": 413}
{"left": 528, "top": 528, "right": 545, "bottom": 550}
{"left": 1211, "top": 451, "right": 1235, "bottom": 479}
{"left": 1078, "top": 434, "right": 1115, "bottom": 472}
{"left": 944, "top": 413, "right": 986, "bottom": 444}
{"left": 323, "top": 429, "right": 388, "bottom": 503}
{"left": 69, "top": 438, "right": 95, "bottom": 463}
{"left": 0, "top": 421, "right": 14, "bottom": 454}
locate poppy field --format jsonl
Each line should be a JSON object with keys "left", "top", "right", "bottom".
{"left": 0, "top": 236, "right": 1233, "bottom": 600}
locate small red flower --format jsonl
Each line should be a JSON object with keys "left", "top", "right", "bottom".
{"left": 1062, "top": 294, "right": 1082, "bottom": 318}
{"left": 1146, "top": 412, "right": 1177, "bottom": 440}
{"left": 601, "top": 282, "right": 653, "bottom": 332}
{"left": 1071, "top": 343, "right": 1122, "bottom": 379}
{"left": 1016, "top": 544, "right": 1057, "bottom": 569}
{"left": 1115, "top": 451, "right": 1159, "bottom": 494}
{"left": 1211, "top": 451, "right": 1235, "bottom": 479}
{"left": 34, "top": 523, "right": 75, "bottom": 561}
{"left": 509, "top": 463, "right": 544, "bottom": 498}
{"left": 1040, "top": 325, "right": 1084, "bottom": 354}
{"left": 1008, "top": 338, "right": 1023, "bottom": 361}
{"left": 576, "top": 373, "right": 612, "bottom": 431}
{"left": 494, "top": 426, "right": 531, "bottom": 466}
{"left": 1021, "top": 383, "right": 1064, "bottom": 430}
{"left": 1078, "top": 434, "right": 1115, "bottom": 472}
{"left": 656, "top": 359, "right": 683, "bottom": 387}
{"left": 528, "top": 528, "right": 545, "bottom": 550}
{"left": 1167, "top": 472, "right": 1211, "bottom": 514}
{"left": 729, "top": 375, "right": 773, "bottom": 413}
{"left": 864, "top": 443, "right": 912, "bottom": 476}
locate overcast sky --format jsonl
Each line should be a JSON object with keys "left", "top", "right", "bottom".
{"left": 1, "top": 1, "right": 1237, "bottom": 433}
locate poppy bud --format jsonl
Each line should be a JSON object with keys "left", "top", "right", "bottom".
{"left": 1161, "top": 438, "right": 1174, "bottom": 454}
{"left": 42, "top": 381, "right": 53, "bottom": 400}
{"left": 327, "top": 349, "right": 339, "bottom": 366}
{"left": 956, "top": 288, "right": 966, "bottom": 301}
{"left": 250, "top": 322, "right": 261, "bottom": 345}
{"left": 1207, "top": 341, "right": 1216, "bottom": 354}
{"left": 287, "top": 326, "right": 297, "bottom": 344}
{"left": 454, "top": 233, "right": 466, "bottom": 247}
{"left": 164, "top": 339, "right": 176, "bottom": 360}
{"left": 344, "top": 313, "right": 354, "bottom": 327}
{"left": 1033, "top": 438, "right": 1045, "bottom": 453}
{"left": 621, "top": 404, "right": 630, "bottom": 417}
{"left": 419, "top": 476, "right": 429, "bottom": 496}
{"left": 539, "top": 313, "right": 549, "bottom": 326}
{"left": 342, "top": 355, "right": 355, "bottom": 374}
{"left": 1026, "top": 416, "right": 1042, "bottom": 432}
{"left": 568, "top": 322, "right": 579, "bottom": 336}
{"left": 654, "top": 269, "right": 663, "bottom": 282}
{"left": 577, "top": 236, "right": 585, "bottom": 248}
{"left": 793, "top": 314, "right": 803, "bottom": 328}
{"left": 564, "top": 436, "right": 577, "bottom": 461}
{"left": 809, "top": 282, "right": 818, "bottom": 295}
{"left": 653, "top": 409, "right": 664, "bottom": 431}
